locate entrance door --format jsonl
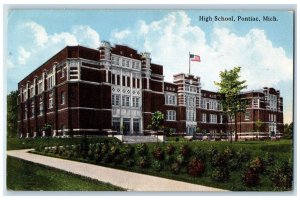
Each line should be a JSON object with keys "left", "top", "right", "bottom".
{"left": 133, "top": 119, "right": 140, "bottom": 135}
{"left": 123, "top": 118, "right": 130, "bottom": 135}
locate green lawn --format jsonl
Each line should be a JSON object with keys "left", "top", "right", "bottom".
{"left": 6, "top": 156, "right": 125, "bottom": 191}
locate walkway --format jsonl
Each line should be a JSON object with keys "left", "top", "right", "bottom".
{"left": 7, "top": 149, "right": 228, "bottom": 192}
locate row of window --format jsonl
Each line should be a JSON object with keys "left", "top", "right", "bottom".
{"left": 23, "top": 92, "right": 65, "bottom": 119}
{"left": 112, "top": 94, "right": 140, "bottom": 108}
{"left": 185, "top": 85, "right": 198, "bottom": 93}
{"left": 111, "top": 74, "right": 141, "bottom": 88}
{"left": 111, "top": 56, "right": 141, "bottom": 70}
{"left": 186, "top": 96, "right": 196, "bottom": 107}
{"left": 165, "top": 94, "right": 177, "bottom": 105}
{"left": 201, "top": 99, "right": 221, "bottom": 110}
{"left": 201, "top": 113, "right": 222, "bottom": 124}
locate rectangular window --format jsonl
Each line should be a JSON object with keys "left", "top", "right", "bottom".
{"left": 166, "top": 110, "right": 176, "bottom": 121}
{"left": 220, "top": 115, "right": 223, "bottom": 124}
{"left": 165, "top": 94, "right": 177, "bottom": 105}
{"left": 38, "top": 80, "right": 44, "bottom": 94}
{"left": 61, "top": 92, "right": 65, "bottom": 105}
{"left": 210, "top": 114, "right": 217, "bottom": 123}
{"left": 47, "top": 73, "right": 54, "bottom": 90}
{"left": 122, "top": 96, "right": 130, "bottom": 107}
{"left": 132, "top": 97, "right": 140, "bottom": 108}
{"left": 39, "top": 100, "right": 43, "bottom": 116}
{"left": 30, "top": 85, "right": 35, "bottom": 98}
{"left": 127, "top": 77, "right": 130, "bottom": 87}
{"left": 112, "top": 94, "right": 120, "bottom": 106}
{"left": 133, "top": 78, "right": 136, "bottom": 88}
{"left": 117, "top": 75, "right": 120, "bottom": 85}
{"left": 112, "top": 74, "right": 115, "bottom": 85}
{"left": 49, "top": 98, "right": 53, "bottom": 109}
{"left": 133, "top": 119, "right": 140, "bottom": 133}
{"left": 24, "top": 105, "right": 27, "bottom": 120}
{"left": 31, "top": 102, "right": 35, "bottom": 118}
{"left": 61, "top": 68, "right": 65, "bottom": 78}
{"left": 23, "top": 90, "right": 27, "bottom": 101}
{"left": 112, "top": 118, "right": 120, "bottom": 132}
{"left": 126, "top": 60, "right": 130, "bottom": 68}
{"left": 202, "top": 113, "right": 207, "bottom": 123}
{"left": 252, "top": 98, "right": 260, "bottom": 108}
{"left": 122, "top": 76, "right": 126, "bottom": 86}
{"left": 122, "top": 59, "right": 125, "bottom": 67}
{"left": 245, "top": 111, "right": 250, "bottom": 120}
{"left": 137, "top": 78, "right": 140, "bottom": 88}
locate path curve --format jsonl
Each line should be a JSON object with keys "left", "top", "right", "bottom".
{"left": 7, "top": 149, "right": 228, "bottom": 192}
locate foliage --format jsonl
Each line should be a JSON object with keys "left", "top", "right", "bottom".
{"left": 124, "top": 158, "right": 135, "bottom": 167}
{"left": 122, "top": 144, "right": 135, "bottom": 157}
{"left": 193, "top": 147, "right": 206, "bottom": 161}
{"left": 152, "top": 160, "right": 163, "bottom": 172}
{"left": 170, "top": 162, "right": 180, "bottom": 174}
{"left": 271, "top": 161, "right": 293, "bottom": 191}
{"left": 179, "top": 144, "right": 190, "bottom": 158}
{"left": 7, "top": 90, "right": 18, "bottom": 138}
{"left": 187, "top": 158, "right": 205, "bottom": 177}
{"left": 283, "top": 122, "right": 293, "bottom": 139}
{"left": 139, "top": 156, "right": 149, "bottom": 168}
{"left": 214, "top": 66, "right": 248, "bottom": 141}
{"left": 150, "top": 111, "right": 165, "bottom": 132}
{"left": 249, "top": 157, "right": 266, "bottom": 174}
{"left": 242, "top": 168, "right": 260, "bottom": 187}
{"left": 211, "top": 167, "right": 230, "bottom": 182}
{"left": 152, "top": 146, "right": 165, "bottom": 161}
{"left": 166, "top": 144, "right": 175, "bottom": 155}
{"left": 136, "top": 143, "right": 148, "bottom": 156}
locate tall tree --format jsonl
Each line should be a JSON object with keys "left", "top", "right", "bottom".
{"left": 214, "top": 67, "right": 247, "bottom": 142}
{"left": 150, "top": 111, "right": 164, "bottom": 143}
{"left": 7, "top": 90, "right": 19, "bottom": 138}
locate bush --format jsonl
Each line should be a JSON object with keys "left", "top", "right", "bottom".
{"left": 180, "top": 145, "right": 190, "bottom": 157}
{"left": 193, "top": 147, "right": 206, "bottom": 161}
{"left": 249, "top": 157, "right": 266, "bottom": 174}
{"left": 101, "top": 143, "right": 109, "bottom": 155}
{"left": 165, "top": 155, "right": 175, "bottom": 165}
{"left": 211, "top": 167, "right": 230, "bottom": 182}
{"left": 223, "top": 147, "right": 236, "bottom": 160}
{"left": 102, "top": 154, "right": 112, "bottom": 163}
{"left": 208, "top": 146, "right": 218, "bottom": 161}
{"left": 211, "top": 152, "right": 229, "bottom": 168}
{"left": 231, "top": 148, "right": 251, "bottom": 169}
{"left": 271, "top": 161, "right": 293, "bottom": 191}
{"left": 264, "top": 152, "right": 275, "bottom": 166}
{"left": 176, "top": 154, "right": 185, "bottom": 166}
{"left": 166, "top": 144, "right": 175, "bottom": 155}
{"left": 170, "top": 162, "right": 180, "bottom": 174}
{"left": 136, "top": 143, "right": 148, "bottom": 156}
{"left": 113, "top": 154, "right": 123, "bottom": 165}
{"left": 152, "top": 146, "right": 165, "bottom": 161}
{"left": 152, "top": 160, "right": 163, "bottom": 172}
{"left": 175, "top": 137, "right": 179, "bottom": 142}
{"left": 139, "top": 156, "right": 149, "bottom": 169}
{"left": 187, "top": 158, "right": 205, "bottom": 177}
{"left": 122, "top": 144, "right": 135, "bottom": 157}
{"left": 242, "top": 168, "right": 260, "bottom": 187}
{"left": 124, "top": 158, "right": 135, "bottom": 167}
{"left": 109, "top": 145, "right": 120, "bottom": 157}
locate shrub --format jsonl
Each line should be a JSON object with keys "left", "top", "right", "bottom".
{"left": 211, "top": 167, "right": 230, "bottom": 182}
{"left": 101, "top": 143, "right": 109, "bottom": 155}
{"left": 271, "top": 161, "right": 293, "bottom": 191}
{"left": 58, "top": 146, "right": 65, "bottom": 156}
{"left": 102, "top": 154, "right": 112, "bottom": 163}
{"left": 123, "top": 144, "right": 135, "bottom": 157}
{"left": 223, "top": 147, "right": 236, "bottom": 160}
{"left": 232, "top": 148, "right": 251, "bottom": 169}
{"left": 250, "top": 157, "right": 266, "bottom": 174}
{"left": 113, "top": 154, "right": 123, "bottom": 165}
{"left": 187, "top": 158, "right": 205, "bottom": 177}
{"left": 109, "top": 145, "right": 120, "bottom": 157}
{"left": 88, "top": 149, "right": 94, "bottom": 160}
{"left": 264, "top": 152, "right": 275, "bottom": 166}
{"left": 208, "top": 146, "right": 218, "bottom": 161}
{"left": 170, "top": 162, "right": 180, "bottom": 174}
{"left": 175, "top": 137, "right": 179, "bottom": 142}
{"left": 139, "top": 156, "right": 149, "bottom": 168}
{"left": 166, "top": 144, "right": 175, "bottom": 155}
{"left": 152, "top": 146, "right": 165, "bottom": 161}
{"left": 193, "top": 147, "right": 206, "bottom": 161}
{"left": 180, "top": 144, "right": 190, "bottom": 157}
{"left": 211, "top": 152, "right": 229, "bottom": 168}
{"left": 136, "top": 143, "right": 148, "bottom": 156}
{"left": 152, "top": 160, "right": 163, "bottom": 172}
{"left": 242, "top": 168, "right": 260, "bottom": 187}
{"left": 176, "top": 154, "right": 185, "bottom": 165}
{"left": 124, "top": 158, "right": 135, "bottom": 167}
{"left": 165, "top": 155, "right": 175, "bottom": 165}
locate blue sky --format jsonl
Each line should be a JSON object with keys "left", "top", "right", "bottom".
{"left": 5, "top": 9, "right": 294, "bottom": 123}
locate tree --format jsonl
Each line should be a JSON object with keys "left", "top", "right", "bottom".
{"left": 255, "top": 119, "right": 263, "bottom": 140}
{"left": 214, "top": 67, "right": 247, "bottom": 142}
{"left": 283, "top": 122, "right": 293, "bottom": 139}
{"left": 7, "top": 90, "right": 18, "bottom": 138}
{"left": 149, "top": 111, "right": 164, "bottom": 143}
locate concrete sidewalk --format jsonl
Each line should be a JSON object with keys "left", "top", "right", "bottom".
{"left": 7, "top": 149, "right": 228, "bottom": 192}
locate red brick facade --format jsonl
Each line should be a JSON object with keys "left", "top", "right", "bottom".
{"left": 17, "top": 42, "right": 284, "bottom": 139}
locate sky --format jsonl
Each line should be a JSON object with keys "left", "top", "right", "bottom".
{"left": 5, "top": 9, "right": 294, "bottom": 123}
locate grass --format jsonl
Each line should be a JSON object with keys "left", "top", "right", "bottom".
{"left": 33, "top": 139, "right": 293, "bottom": 191}
{"left": 6, "top": 156, "right": 125, "bottom": 191}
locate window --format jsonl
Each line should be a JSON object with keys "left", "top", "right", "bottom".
{"left": 122, "top": 96, "right": 130, "bottom": 107}
{"left": 117, "top": 75, "right": 120, "bottom": 85}
{"left": 122, "top": 76, "right": 126, "bottom": 86}
{"left": 137, "top": 78, "right": 140, "bottom": 88}
{"left": 201, "top": 99, "right": 206, "bottom": 109}
{"left": 220, "top": 115, "right": 223, "bottom": 124}
{"left": 202, "top": 113, "right": 207, "bottom": 123}
{"left": 23, "top": 89, "right": 27, "bottom": 101}
{"left": 210, "top": 114, "right": 217, "bottom": 123}
{"left": 126, "top": 60, "right": 130, "bottom": 68}
{"left": 132, "top": 97, "right": 140, "bottom": 108}
{"left": 39, "top": 99, "right": 43, "bottom": 116}
{"left": 186, "top": 110, "right": 195, "bottom": 121}
{"left": 127, "top": 77, "right": 130, "bottom": 87}
{"left": 49, "top": 92, "right": 53, "bottom": 109}
{"left": 112, "top": 74, "right": 115, "bottom": 85}
{"left": 47, "top": 73, "right": 54, "bottom": 90}
{"left": 269, "top": 95, "right": 277, "bottom": 110}
{"left": 61, "top": 92, "right": 65, "bottom": 105}
{"left": 31, "top": 101, "right": 35, "bottom": 118}
{"left": 122, "top": 58, "right": 125, "bottom": 67}
{"left": 112, "top": 118, "right": 121, "bottom": 132}
{"left": 165, "top": 94, "right": 177, "bottom": 105}
{"left": 133, "top": 119, "right": 140, "bottom": 133}
{"left": 166, "top": 110, "right": 176, "bottom": 121}
{"left": 112, "top": 56, "right": 120, "bottom": 65}
{"left": 112, "top": 94, "right": 120, "bottom": 106}
{"left": 24, "top": 104, "right": 27, "bottom": 120}
{"left": 252, "top": 98, "right": 260, "bottom": 108}
{"left": 245, "top": 111, "right": 250, "bottom": 120}
{"left": 30, "top": 85, "right": 34, "bottom": 98}
{"left": 38, "top": 79, "right": 44, "bottom": 94}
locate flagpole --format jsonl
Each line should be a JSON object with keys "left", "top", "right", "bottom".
{"left": 189, "top": 51, "right": 190, "bottom": 74}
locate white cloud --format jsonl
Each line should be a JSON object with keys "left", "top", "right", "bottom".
{"left": 7, "top": 59, "right": 15, "bottom": 68}
{"left": 17, "top": 47, "right": 31, "bottom": 65}
{"left": 49, "top": 32, "right": 78, "bottom": 46}
{"left": 112, "top": 29, "right": 131, "bottom": 40}
{"left": 72, "top": 25, "right": 100, "bottom": 48}
{"left": 24, "top": 21, "right": 48, "bottom": 47}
